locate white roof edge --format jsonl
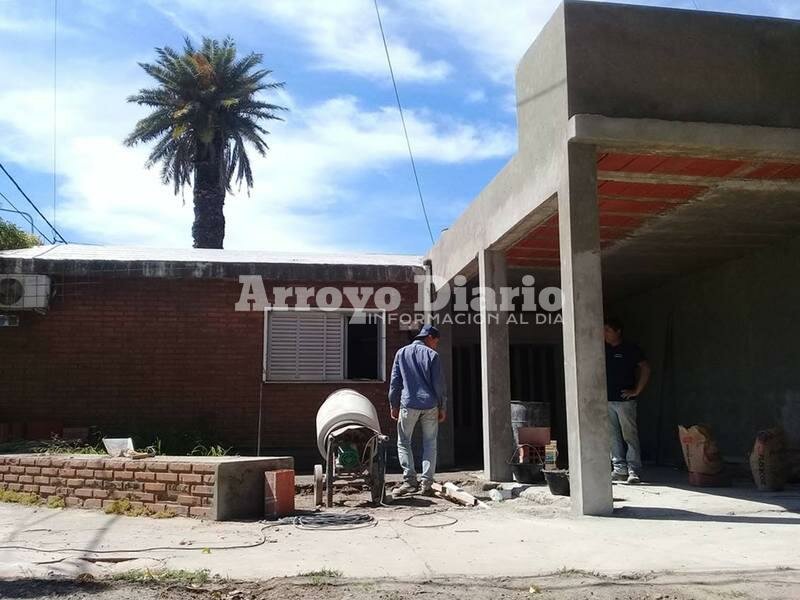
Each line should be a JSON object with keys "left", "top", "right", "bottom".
{"left": 0, "top": 244, "right": 425, "bottom": 268}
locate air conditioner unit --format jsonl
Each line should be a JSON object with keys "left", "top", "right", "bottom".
{"left": 0, "top": 275, "right": 51, "bottom": 310}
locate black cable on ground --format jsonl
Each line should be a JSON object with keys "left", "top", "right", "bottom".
{"left": 285, "top": 513, "right": 376, "bottom": 531}
{"left": 403, "top": 510, "right": 459, "bottom": 529}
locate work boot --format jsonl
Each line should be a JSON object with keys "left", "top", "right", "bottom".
{"left": 612, "top": 470, "right": 628, "bottom": 482}
{"left": 627, "top": 472, "right": 641, "bottom": 485}
{"left": 419, "top": 481, "right": 435, "bottom": 497}
{"left": 392, "top": 481, "right": 419, "bottom": 498}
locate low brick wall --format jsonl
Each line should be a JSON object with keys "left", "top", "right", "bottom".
{"left": 0, "top": 454, "right": 218, "bottom": 518}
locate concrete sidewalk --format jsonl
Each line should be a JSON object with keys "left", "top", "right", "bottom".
{"left": 1, "top": 477, "right": 798, "bottom": 581}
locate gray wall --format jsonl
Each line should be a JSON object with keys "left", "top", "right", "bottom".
{"left": 565, "top": 1, "right": 800, "bottom": 129}
{"left": 612, "top": 236, "right": 800, "bottom": 465}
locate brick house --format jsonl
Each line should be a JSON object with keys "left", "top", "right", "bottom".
{"left": 0, "top": 245, "right": 424, "bottom": 468}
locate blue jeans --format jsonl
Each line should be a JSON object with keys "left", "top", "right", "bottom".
{"left": 397, "top": 407, "right": 439, "bottom": 484}
{"left": 608, "top": 401, "right": 642, "bottom": 475}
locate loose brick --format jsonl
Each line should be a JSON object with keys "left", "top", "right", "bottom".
{"left": 144, "top": 482, "right": 166, "bottom": 493}
{"left": 124, "top": 461, "right": 145, "bottom": 471}
{"left": 177, "top": 494, "right": 199, "bottom": 506}
{"left": 65, "top": 497, "right": 82, "bottom": 507}
{"left": 193, "top": 485, "right": 214, "bottom": 496}
{"left": 114, "top": 470, "right": 134, "bottom": 480}
{"left": 171, "top": 505, "right": 189, "bottom": 517}
{"left": 156, "top": 472, "right": 178, "bottom": 483}
{"left": 83, "top": 499, "right": 102, "bottom": 509}
{"left": 75, "top": 469, "right": 94, "bottom": 478}
{"left": 19, "top": 457, "right": 37, "bottom": 466}
{"left": 179, "top": 473, "right": 202, "bottom": 484}
{"left": 146, "top": 462, "right": 169, "bottom": 472}
{"left": 134, "top": 492, "right": 155, "bottom": 503}
{"left": 49, "top": 457, "right": 67, "bottom": 468}
{"left": 39, "top": 485, "right": 57, "bottom": 495}
{"left": 84, "top": 459, "right": 105, "bottom": 469}
{"left": 189, "top": 506, "right": 211, "bottom": 518}
{"left": 34, "top": 457, "right": 52, "bottom": 467}
{"left": 203, "top": 475, "right": 216, "bottom": 484}
{"left": 134, "top": 471, "right": 156, "bottom": 482}
{"left": 75, "top": 488, "right": 94, "bottom": 499}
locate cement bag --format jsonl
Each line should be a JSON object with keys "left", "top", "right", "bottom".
{"left": 749, "top": 428, "right": 788, "bottom": 491}
{"left": 678, "top": 425, "right": 723, "bottom": 475}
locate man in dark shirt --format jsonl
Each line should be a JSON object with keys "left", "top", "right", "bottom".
{"left": 604, "top": 317, "right": 651, "bottom": 484}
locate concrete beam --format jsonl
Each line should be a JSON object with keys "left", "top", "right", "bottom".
{"left": 598, "top": 170, "right": 800, "bottom": 192}
{"left": 478, "top": 249, "right": 514, "bottom": 482}
{"left": 571, "top": 115, "right": 800, "bottom": 161}
{"left": 558, "top": 142, "right": 613, "bottom": 516}
{"left": 437, "top": 316, "right": 456, "bottom": 469}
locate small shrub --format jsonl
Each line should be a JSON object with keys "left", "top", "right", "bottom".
{"left": 104, "top": 499, "right": 150, "bottom": 517}
{"left": 112, "top": 568, "right": 211, "bottom": 585}
{"left": 152, "top": 509, "right": 176, "bottom": 519}
{"left": 46, "top": 495, "right": 66, "bottom": 509}
{"left": 0, "top": 490, "right": 41, "bottom": 505}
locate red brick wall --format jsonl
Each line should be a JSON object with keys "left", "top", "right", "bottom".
{"left": 0, "top": 276, "right": 418, "bottom": 465}
{"left": 0, "top": 455, "right": 216, "bottom": 518}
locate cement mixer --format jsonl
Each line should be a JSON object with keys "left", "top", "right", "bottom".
{"left": 314, "top": 389, "right": 389, "bottom": 507}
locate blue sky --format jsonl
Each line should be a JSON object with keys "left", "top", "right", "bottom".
{"left": 0, "top": 0, "right": 798, "bottom": 255}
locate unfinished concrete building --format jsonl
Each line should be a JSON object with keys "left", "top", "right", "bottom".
{"left": 428, "top": 1, "right": 800, "bottom": 515}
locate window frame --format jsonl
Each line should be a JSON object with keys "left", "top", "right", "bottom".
{"left": 262, "top": 308, "right": 387, "bottom": 383}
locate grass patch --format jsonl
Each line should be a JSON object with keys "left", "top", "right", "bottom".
{"left": 0, "top": 489, "right": 41, "bottom": 505}
{"left": 104, "top": 499, "right": 150, "bottom": 517}
{"left": 298, "top": 568, "right": 342, "bottom": 586}
{"left": 104, "top": 499, "right": 177, "bottom": 519}
{"left": 33, "top": 436, "right": 105, "bottom": 455}
{"left": 111, "top": 568, "right": 211, "bottom": 586}
{"left": 298, "top": 568, "right": 342, "bottom": 578}
{"left": 46, "top": 495, "right": 66, "bottom": 509}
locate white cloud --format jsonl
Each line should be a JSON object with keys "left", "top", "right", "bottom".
{"left": 150, "top": 0, "right": 451, "bottom": 83}
{"left": 0, "top": 61, "right": 513, "bottom": 251}
{"left": 407, "top": 0, "right": 560, "bottom": 84}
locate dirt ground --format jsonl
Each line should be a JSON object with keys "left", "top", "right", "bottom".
{"left": 1, "top": 572, "right": 798, "bottom": 600}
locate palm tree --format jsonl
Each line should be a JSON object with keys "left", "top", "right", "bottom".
{"left": 125, "top": 37, "right": 286, "bottom": 249}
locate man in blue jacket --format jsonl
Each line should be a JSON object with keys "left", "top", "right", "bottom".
{"left": 389, "top": 324, "right": 447, "bottom": 497}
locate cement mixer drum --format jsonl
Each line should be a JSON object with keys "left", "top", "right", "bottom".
{"left": 315, "top": 388, "right": 382, "bottom": 458}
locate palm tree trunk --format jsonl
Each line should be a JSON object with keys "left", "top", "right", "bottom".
{"left": 192, "top": 141, "right": 226, "bottom": 249}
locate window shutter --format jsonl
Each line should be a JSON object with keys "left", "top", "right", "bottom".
{"left": 267, "top": 312, "right": 344, "bottom": 380}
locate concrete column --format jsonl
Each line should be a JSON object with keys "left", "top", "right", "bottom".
{"left": 558, "top": 142, "right": 613, "bottom": 516}
{"left": 478, "top": 249, "right": 514, "bottom": 481}
{"left": 437, "top": 314, "right": 456, "bottom": 468}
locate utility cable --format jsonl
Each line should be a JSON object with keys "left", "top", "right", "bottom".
{"left": 0, "top": 162, "right": 67, "bottom": 243}
{"left": 52, "top": 0, "right": 58, "bottom": 233}
{"left": 373, "top": 0, "right": 435, "bottom": 245}
{"left": 0, "top": 189, "right": 55, "bottom": 243}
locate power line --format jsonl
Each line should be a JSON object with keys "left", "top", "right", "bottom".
{"left": 0, "top": 162, "right": 67, "bottom": 243}
{"left": 53, "top": 0, "right": 58, "bottom": 233}
{"left": 373, "top": 0, "right": 435, "bottom": 245}
{"left": 0, "top": 189, "right": 54, "bottom": 243}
